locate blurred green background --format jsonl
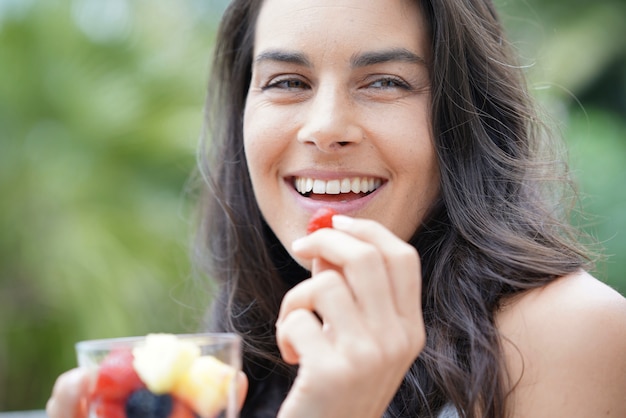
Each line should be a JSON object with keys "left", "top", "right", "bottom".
{"left": 0, "top": 0, "right": 624, "bottom": 412}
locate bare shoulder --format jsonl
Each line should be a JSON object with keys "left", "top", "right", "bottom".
{"left": 496, "top": 271, "right": 626, "bottom": 417}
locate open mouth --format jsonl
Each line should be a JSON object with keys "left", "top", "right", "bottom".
{"left": 293, "top": 176, "right": 383, "bottom": 200}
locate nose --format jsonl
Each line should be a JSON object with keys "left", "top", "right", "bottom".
{"left": 296, "top": 84, "right": 363, "bottom": 151}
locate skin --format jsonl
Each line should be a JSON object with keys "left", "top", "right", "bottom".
{"left": 497, "top": 270, "right": 626, "bottom": 417}
{"left": 246, "top": 1, "right": 430, "bottom": 415}
{"left": 243, "top": 0, "right": 439, "bottom": 270}
{"left": 46, "top": 0, "right": 626, "bottom": 417}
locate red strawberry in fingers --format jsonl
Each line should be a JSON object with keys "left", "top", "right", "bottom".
{"left": 306, "top": 207, "right": 337, "bottom": 234}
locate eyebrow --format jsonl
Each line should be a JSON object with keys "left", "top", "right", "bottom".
{"left": 253, "top": 47, "right": 426, "bottom": 68}
{"left": 350, "top": 48, "right": 426, "bottom": 68}
{"left": 254, "top": 50, "right": 312, "bottom": 67}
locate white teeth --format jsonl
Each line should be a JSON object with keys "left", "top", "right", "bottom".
{"left": 360, "top": 178, "right": 368, "bottom": 192}
{"left": 351, "top": 178, "right": 360, "bottom": 193}
{"left": 294, "top": 176, "right": 382, "bottom": 195}
{"left": 340, "top": 178, "right": 351, "bottom": 193}
{"left": 313, "top": 179, "right": 326, "bottom": 194}
{"left": 325, "top": 179, "right": 341, "bottom": 194}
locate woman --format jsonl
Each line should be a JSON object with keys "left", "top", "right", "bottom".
{"left": 48, "top": 0, "right": 626, "bottom": 417}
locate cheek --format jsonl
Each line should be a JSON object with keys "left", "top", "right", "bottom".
{"left": 404, "top": 136, "right": 439, "bottom": 206}
{"left": 243, "top": 106, "right": 295, "bottom": 208}
{"left": 244, "top": 104, "right": 302, "bottom": 178}
{"left": 383, "top": 111, "right": 436, "bottom": 177}
{"left": 385, "top": 114, "right": 440, "bottom": 235}
{"left": 243, "top": 108, "right": 274, "bottom": 180}
{"left": 244, "top": 104, "right": 287, "bottom": 156}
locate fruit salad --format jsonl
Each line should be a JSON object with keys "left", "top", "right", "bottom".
{"left": 89, "top": 334, "right": 236, "bottom": 418}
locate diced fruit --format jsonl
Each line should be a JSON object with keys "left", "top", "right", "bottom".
{"left": 93, "top": 348, "right": 145, "bottom": 402}
{"left": 132, "top": 334, "right": 201, "bottom": 394}
{"left": 306, "top": 207, "right": 337, "bottom": 234}
{"left": 125, "top": 388, "right": 173, "bottom": 418}
{"left": 93, "top": 399, "right": 126, "bottom": 418}
{"left": 172, "top": 356, "right": 235, "bottom": 418}
{"left": 170, "top": 397, "right": 198, "bottom": 418}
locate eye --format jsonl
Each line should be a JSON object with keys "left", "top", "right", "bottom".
{"left": 263, "top": 77, "right": 310, "bottom": 91}
{"left": 368, "top": 76, "right": 410, "bottom": 90}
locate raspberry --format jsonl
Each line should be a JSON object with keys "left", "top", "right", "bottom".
{"left": 306, "top": 207, "right": 337, "bottom": 234}
{"left": 125, "top": 389, "right": 173, "bottom": 418}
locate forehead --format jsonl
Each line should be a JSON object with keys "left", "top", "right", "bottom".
{"left": 253, "top": 0, "right": 428, "bottom": 59}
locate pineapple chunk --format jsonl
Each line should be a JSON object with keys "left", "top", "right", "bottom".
{"left": 132, "top": 333, "right": 201, "bottom": 394}
{"left": 172, "top": 355, "right": 236, "bottom": 418}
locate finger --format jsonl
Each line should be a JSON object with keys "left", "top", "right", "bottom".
{"left": 292, "top": 229, "right": 396, "bottom": 325}
{"left": 47, "top": 368, "right": 94, "bottom": 418}
{"left": 236, "top": 371, "right": 248, "bottom": 411}
{"left": 333, "top": 215, "right": 423, "bottom": 320}
{"left": 311, "top": 257, "right": 338, "bottom": 275}
{"left": 276, "top": 308, "right": 331, "bottom": 365}
{"left": 277, "top": 271, "right": 362, "bottom": 336}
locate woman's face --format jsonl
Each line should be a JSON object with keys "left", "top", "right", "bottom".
{"left": 244, "top": 0, "right": 439, "bottom": 269}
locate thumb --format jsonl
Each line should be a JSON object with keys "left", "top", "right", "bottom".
{"left": 236, "top": 371, "right": 248, "bottom": 412}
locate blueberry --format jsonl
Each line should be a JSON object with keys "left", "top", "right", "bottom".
{"left": 125, "top": 388, "right": 173, "bottom": 418}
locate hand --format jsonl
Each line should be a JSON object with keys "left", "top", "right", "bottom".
{"left": 46, "top": 368, "right": 95, "bottom": 418}
{"left": 276, "top": 215, "right": 426, "bottom": 418}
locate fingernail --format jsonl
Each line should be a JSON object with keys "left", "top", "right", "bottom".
{"left": 332, "top": 214, "right": 353, "bottom": 229}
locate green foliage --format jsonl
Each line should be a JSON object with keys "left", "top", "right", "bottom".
{"left": 567, "top": 108, "right": 626, "bottom": 293}
{"left": 496, "top": 0, "right": 626, "bottom": 292}
{"left": 0, "top": 0, "right": 220, "bottom": 410}
{"left": 0, "top": 0, "right": 624, "bottom": 412}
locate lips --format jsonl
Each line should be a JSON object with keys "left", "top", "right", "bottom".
{"left": 294, "top": 176, "right": 383, "bottom": 196}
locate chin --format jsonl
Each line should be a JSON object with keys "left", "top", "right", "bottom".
{"left": 291, "top": 254, "right": 313, "bottom": 273}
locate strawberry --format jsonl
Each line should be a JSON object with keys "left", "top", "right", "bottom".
{"left": 93, "top": 399, "right": 126, "bottom": 418}
{"left": 306, "top": 207, "right": 337, "bottom": 234}
{"left": 93, "top": 348, "right": 145, "bottom": 402}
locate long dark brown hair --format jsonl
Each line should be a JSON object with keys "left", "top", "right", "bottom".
{"left": 194, "top": 0, "right": 592, "bottom": 417}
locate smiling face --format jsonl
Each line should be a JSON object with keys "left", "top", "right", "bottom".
{"left": 244, "top": 0, "right": 440, "bottom": 268}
